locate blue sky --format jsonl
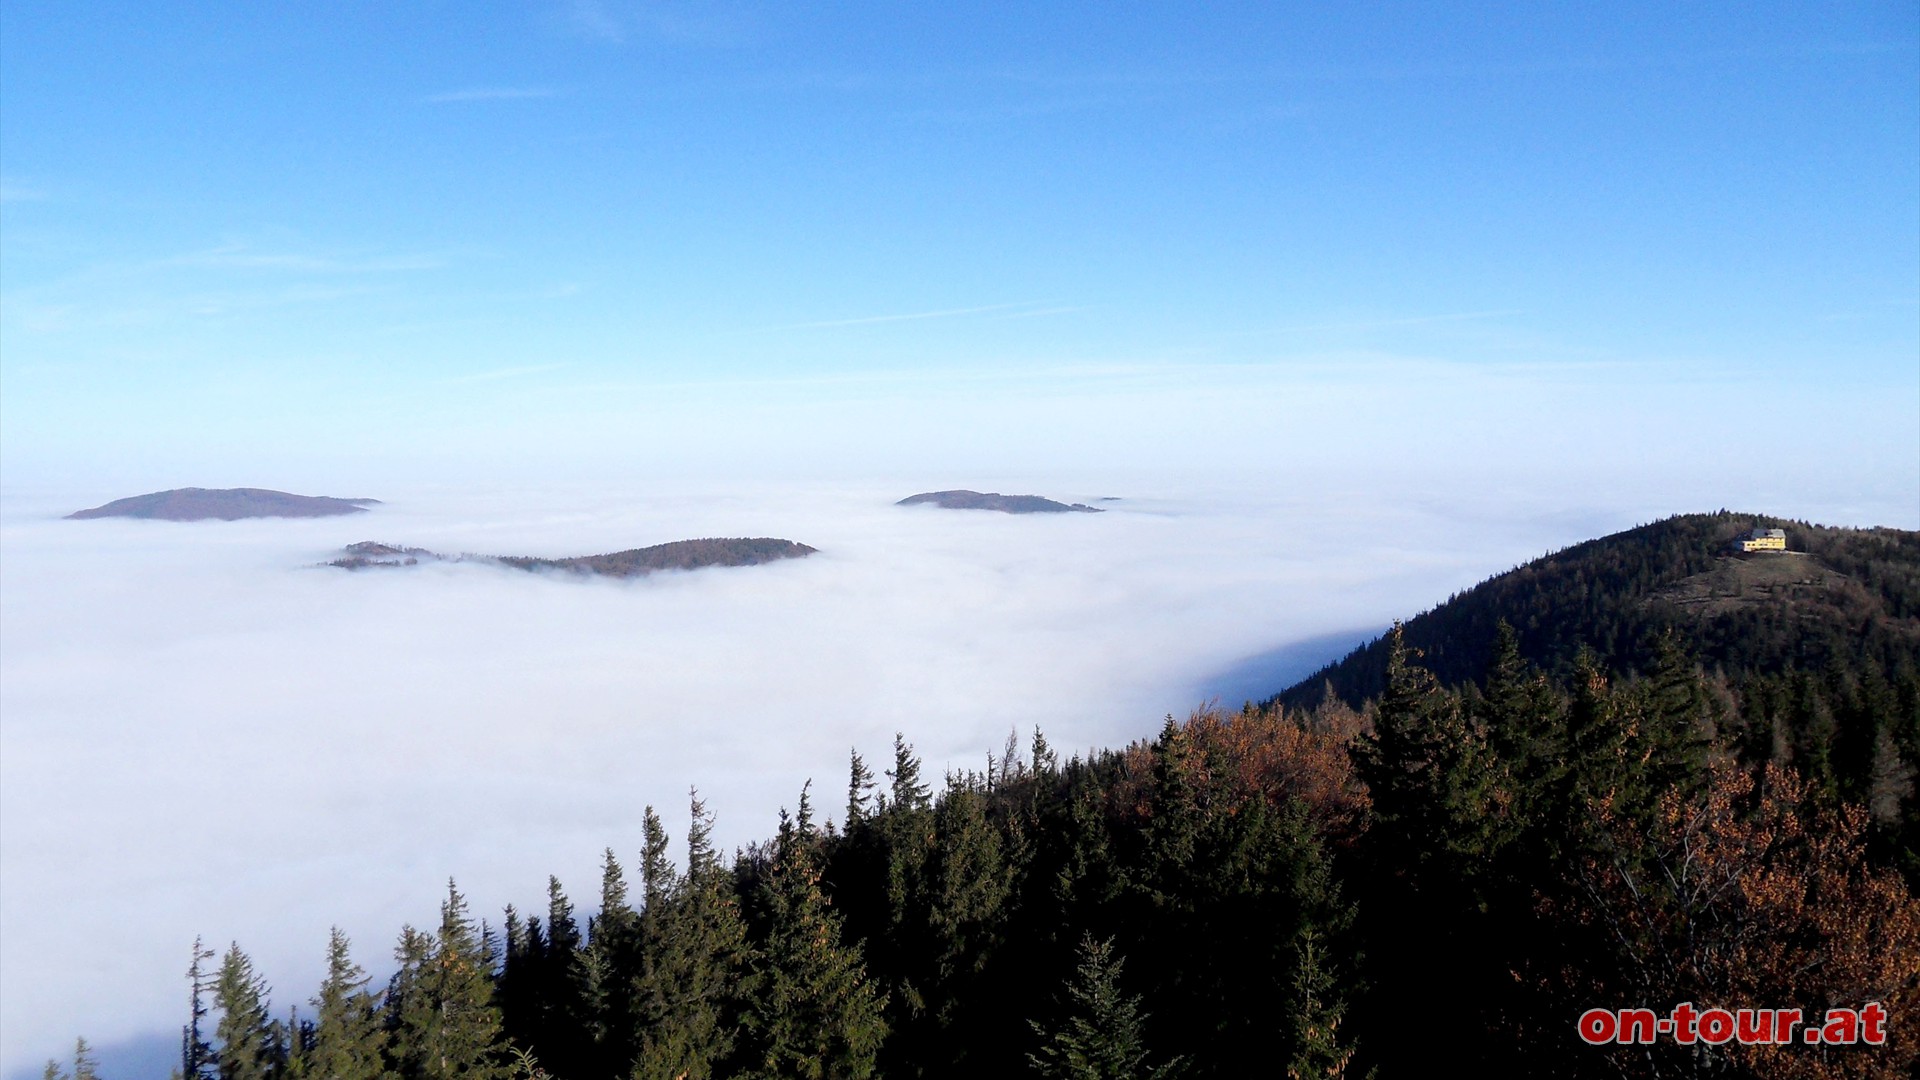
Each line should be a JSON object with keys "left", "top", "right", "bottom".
{"left": 2, "top": 2, "right": 1916, "bottom": 510}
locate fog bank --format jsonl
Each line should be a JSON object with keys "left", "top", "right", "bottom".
{"left": 2, "top": 443, "right": 1912, "bottom": 1073}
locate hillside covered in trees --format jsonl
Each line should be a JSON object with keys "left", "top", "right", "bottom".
{"left": 1277, "top": 512, "right": 1920, "bottom": 885}
{"left": 895, "top": 491, "right": 1102, "bottom": 514}
{"left": 326, "top": 538, "right": 816, "bottom": 577}
{"left": 67, "top": 488, "right": 380, "bottom": 521}
{"left": 46, "top": 513, "right": 1920, "bottom": 1080}
{"left": 1278, "top": 512, "right": 1920, "bottom": 709}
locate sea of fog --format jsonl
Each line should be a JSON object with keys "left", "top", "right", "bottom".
{"left": 0, "top": 474, "right": 1905, "bottom": 1076}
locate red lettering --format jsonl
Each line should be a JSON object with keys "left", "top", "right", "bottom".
{"left": 1861, "top": 1002, "right": 1887, "bottom": 1045}
{"left": 1618, "top": 1008, "right": 1657, "bottom": 1044}
{"left": 1698, "top": 1008, "right": 1735, "bottom": 1045}
{"left": 1821, "top": 1009, "right": 1859, "bottom": 1045}
{"left": 1578, "top": 1009, "right": 1617, "bottom": 1045}
{"left": 1572, "top": 1003, "right": 1854, "bottom": 1048}
{"left": 1671, "top": 1002, "right": 1699, "bottom": 1044}
{"left": 1735, "top": 1009, "right": 1771, "bottom": 1044}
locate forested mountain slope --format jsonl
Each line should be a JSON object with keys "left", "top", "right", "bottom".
{"left": 1278, "top": 511, "right": 1920, "bottom": 710}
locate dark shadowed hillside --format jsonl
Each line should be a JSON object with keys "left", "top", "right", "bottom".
{"left": 328, "top": 537, "right": 816, "bottom": 577}
{"left": 326, "top": 541, "right": 432, "bottom": 569}
{"left": 68, "top": 487, "right": 379, "bottom": 521}
{"left": 502, "top": 537, "right": 817, "bottom": 576}
{"left": 897, "top": 490, "right": 1103, "bottom": 514}
{"left": 1276, "top": 511, "right": 1920, "bottom": 711}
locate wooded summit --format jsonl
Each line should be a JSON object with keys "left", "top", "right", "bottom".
{"left": 67, "top": 488, "right": 379, "bottom": 521}
{"left": 327, "top": 537, "right": 817, "bottom": 578}
{"left": 897, "top": 490, "right": 1102, "bottom": 514}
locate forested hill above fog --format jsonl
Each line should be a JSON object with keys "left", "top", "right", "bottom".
{"left": 896, "top": 490, "right": 1103, "bottom": 513}
{"left": 1278, "top": 511, "right": 1920, "bottom": 712}
{"left": 328, "top": 537, "right": 817, "bottom": 577}
{"left": 67, "top": 487, "right": 379, "bottom": 521}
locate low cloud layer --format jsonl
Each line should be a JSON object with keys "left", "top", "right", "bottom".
{"left": 2, "top": 429, "right": 1912, "bottom": 1075}
{"left": 0, "top": 475, "right": 1625, "bottom": 1072}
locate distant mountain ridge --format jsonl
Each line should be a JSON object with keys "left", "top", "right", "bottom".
{"left": 69, "top": 488, "right": 379, "bottom": 521}
{"left": 1275, "top": 511, "right": 1920, "bottom": 710}
{"left": 328, "top": 537, "right": 816, "bottom": 577}
{"left": 897, "top": 490, "right": 1102, "bottom": 514}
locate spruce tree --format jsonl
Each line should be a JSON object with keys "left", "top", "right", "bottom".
{"left": 183, "top": 937, "right": 218, "bottom": 1080}
{"left": 42, "top": 1038, "right": 99, "bottom": 1080}
{"left": 284, "top": 1004, "right": 315, "bottom": 1077}
{"left": 383, "top": 925, "right": 432, "bottom": 1079}
{"left": 1351, "top": 626, "right": 1507, "bottom": 1073}
{"left": 1142, "top": 716, "right": 1200, "bottom": 897}
{"left": 1785, "top": 669, "right": 1819, "bottom": 768}
{"left": 927, "top": 786, "right": 1011, "bottom": 980}
{"left": 1478, "top": 619, "right": 1567, "bottom": 808}
{"left": 1357, "top": 625, "right": 1503, "bottom": 875}
{"left": 915, "top": 784, "right": 1012, "bottom": 1073}
{"left": 1053, "top": 763, "right": 1120, "bottom": 917}
{"left": 1284, "top": 929, "right": 1353, "bottom": 1080}
{"left": 1026, "top": 936, "right": 1179, "bottom": 1080}
{"left": 640, "top": 806, "right": 674, "bottom": 913}
{"left": 1564, "top": 646, "right": 1674, "bottom": 831}
{"left": 310, "top": 928, "right": 387, "bottom": 1080}
{"left": 71, "top": 1038, "right": 99, "bottom": 1080}
{"left": 393, "top": 883, "right": 505, "bottom": 1080}
{"left": 1640, "top": 631, "right": 1713, "bottom": 797}
{"left": 582, "top": 849, "right": 641, "bottom": 1077}
{"left": 632, "top": 793, "right": 756, "bottom": 1080}
{"left": 887, "top": 734, "right": 931, "bottom": 812}
{"left": 846, "top": 751, "right": 876, "bottom": 827}
{"left": 878, "top": 734, "right": 938, "bottom": 1028}
{"left": 496, "top": 907, "right": 535, "bottom": 1058}
{"left": 745, "top": 799, "right": 888, "bottom": 1079}
{"left": 1030, "top": 727, "right": 1058, "bottom": 777}
{"left": 527, "top": 877, "right": 588, "bottom": 1079}
{"left": 213, "top": 943, "right": 281, "bottom": 1080}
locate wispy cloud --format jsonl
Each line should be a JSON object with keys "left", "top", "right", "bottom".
{"left": 1820, "top": 297, "right": 1920, "bottom": 322}
{"left": 0, "top": 241, "right": 456, "bottom": 339}
{"left": 564, "top": 0, "right": 628, "bottom": 43}
{"left": 559, "top": 0, "right": 765, "bottom": 47}
{"left": 989, "top": 305, "right": 1086, "bottom": 321}
{"left": 422, "top": 87, "right": 564, "bottom": 104}
{"left": 446, "top": 363, "right": 574, "bottom": 384}
{"left": 167, "top": 244, "right": 446, "bottom": 273}
{"left": 177, "top": 284, "right": 379, "bottom": 319}
{"left": 0, "top": 177, "right": 47, "bottom": 203}
{"left": 1261, "top": 309, "right": 1524, "bottom": 335}
{"left": 969, "top": 39, "right": 1917, "bottom": 93}
{"left": 766, "top": 301, "right": 1066, "bottom": 331}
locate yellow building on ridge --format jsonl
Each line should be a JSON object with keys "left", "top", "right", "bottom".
{"left": 1736, "top": 527, "right": 1787, "bottom": 553}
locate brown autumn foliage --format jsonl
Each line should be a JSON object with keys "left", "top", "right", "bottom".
{"left": 1114, "top": 704, "right": 1369, "bottom": 840}
{"left": 1553, "top": 760, "right": 1920, "bottom": 1079}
